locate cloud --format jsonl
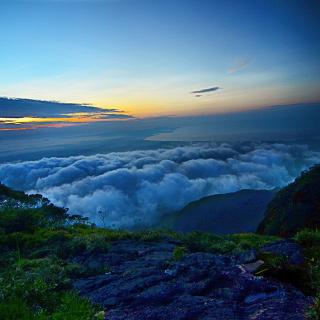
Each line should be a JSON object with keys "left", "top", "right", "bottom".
{"left": 16, "top": 0, "right": 123, "bottom": 3}
{"left": 0, "top": 142, "right": 319, "bottom": 229}
{"left": 227, "top": 59, "right": 249, "bottom": 74}
{"left": 97, "top": 113, "right": 133, "bottom": 119}
{"left": 0, "top": 97, "right": 133, "bottom": 130}
{"left": 0, "top": 97, "right": 120, "bottom": 117}
{"left": 191, "top": 86, "right": 221, "bottom": 94}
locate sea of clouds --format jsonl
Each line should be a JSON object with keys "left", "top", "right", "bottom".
{"left": 0, "top": 142, "right": 319, "bottom": 228}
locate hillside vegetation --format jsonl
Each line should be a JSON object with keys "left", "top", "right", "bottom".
{"left": 0, "top": 182, "right": 319, "bottom": 319}
{"left": 258, "top": 164, "right": 320, "bottom": 237}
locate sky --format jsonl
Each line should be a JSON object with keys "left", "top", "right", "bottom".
{"left": 0, "top": 0, "right": 320, "bottom": 119}
{"left": 1, "top": 102, "right": 320, "bottom": 163}
{"left": 1, "top": 0, "right": 320, "bottom": 227}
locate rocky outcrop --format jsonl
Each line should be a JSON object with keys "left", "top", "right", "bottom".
{"left": 73, "top": 239, "right": 311, "bottom": 320}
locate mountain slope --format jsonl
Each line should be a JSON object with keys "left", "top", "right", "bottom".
{"left": 172, "top": 189, "right": 276, "bottom": 234}
{"left": 1, "top": 183, "right": 319, "bottom": 319}
{"left": 258, "top": 164, "right": 320, "bottom": 237}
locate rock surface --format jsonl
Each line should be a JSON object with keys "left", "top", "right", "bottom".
{"left": 73, "top": 239, "right": 311, "bottom": 320}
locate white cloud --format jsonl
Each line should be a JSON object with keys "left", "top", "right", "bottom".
{"left": 0, "top": 142, "right": 319, "bottom": 228}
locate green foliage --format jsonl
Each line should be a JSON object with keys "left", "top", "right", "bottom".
{"left": 0, "top": 208, "right": 43, "bottom": 233}
{"left": 294, "top": 229, "right": 320, "bottom": 318}
{"left": 180, "top": 231, "right": 278, "bottom": 254}
{"left": 256, "top": 251, "right": 287, "bottom": 270}
{"left": 1, "top": 258, "right": 66, "bottom": 309}
{"left": 47, "top": 293, "right": 96, "bottom": 320}
{"left": 295, "top": 229, "right": 320, "bottom": 247}
{"left": 0, "top": 299, "right": 35, "bottom": 320}
{"left": 229, "top": 233, "right": 279, "bottom": 250}
{"left": 135, "top": 230, "right": 170, "bottom": 242}
{"left": 0, "top": 183, "right": 36, "bottom": 203}
{"left": 0, "top": 294, "right": 98, "bottom": 320}
{"left": 0, "top": 255, "right": 98, "bottom": 319}
{"left": 172, "top": 246, "right": 187, "bottom": 261}
{"left": 0, "top": 187, "right": 102, "bottom": 320}
{"left": 307, "top": 295, "right": 320, "bottom": 320}
{"left": 94, "top": 311, "right": 105, "bottom": 320}
{"left": 181, "top": 232, "right": 233, "bottom": 253}
{"left": 295, "top": 229, "right": 320, "bottom": 291}
{"left": 254, "top": 251, "right": 310, "bottom": 294}
{"left": 1, "top": 183, "right": 319, "bottom": 319}
{"left": 0, "top": 204, "right": 70, "bottom": 236}
{"left": 258, "top": 164, "right": 320, "bottom": 237}
{"left": 0, "top": 184, "right": 282, "bottom": 319}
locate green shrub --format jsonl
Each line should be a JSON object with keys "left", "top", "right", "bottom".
{"left": 295, "top": 229, "right": 320, "bottom": 247}
{"left": 173, "top": 246, "right": 187, "bottom": 261}
{"left": 0, "top": 183, "right": 34, "bottom": 203}
{"left": 0, "top": 298, "right": 35, "bottom": 320}
{"left": 0, "top": 264, "right": 63, "bottom": 310}
{"left": 0, "top": 255, "right": 99, "bottom": 319}
{"left": 182, "top": 232, "right": 225, "bottom": 252}
{"left": 295, "top": 231, "right": 320, "bottom": 318}
{"left": 179, "top": 231, "right": 278, "bottom": 254}
{"left": 0, "top": 294, "right": 98, "bottom": 320}
{"left": 2, "top": 184, "right": 319, "bottom": 319}
{"left": 230, "top": 233, "right": 279, "bottom": 250}
{"left": 307, "top": 294, "right": 320, "bottom": 320}
{"left": 0, "top": 208, "right": 42, "bottom": 234}
{"left": 48, "top": 293, "right": 96, "bottom": 320}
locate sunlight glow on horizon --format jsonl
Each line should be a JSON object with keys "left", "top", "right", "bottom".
{"left": 0, "top": 0, "right": 319, "bottom": 123}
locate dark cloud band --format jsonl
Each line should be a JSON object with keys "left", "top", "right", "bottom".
{"left": 0, "top": 97, "right": 133, "bottom": 129}
{"left": 0, "top": 97, "right": 121, "bottom": 118}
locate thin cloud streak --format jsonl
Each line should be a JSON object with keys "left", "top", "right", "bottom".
{"left": 191, "top": 86, "right": 221, "bottom": 95}
{"left": 228, "top": 59, "right": 250, "bottom": 74}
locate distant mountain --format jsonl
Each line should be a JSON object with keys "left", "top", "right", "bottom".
{"left": 258, "top": 164, "right": 320, "bottom": 237}
{"left": 170, "top": 189, "right": 276, "bottom": 234}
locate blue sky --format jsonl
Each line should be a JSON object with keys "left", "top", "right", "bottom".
{"left": 0, "top": 0, "right": 319, "bottom": 117}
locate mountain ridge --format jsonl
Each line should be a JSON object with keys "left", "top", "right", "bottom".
{"left": 258, "top": 164, "right": 320, "bottom": 237}
{"left": 170, "top": 189, "right": 276, "bottom": 234}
